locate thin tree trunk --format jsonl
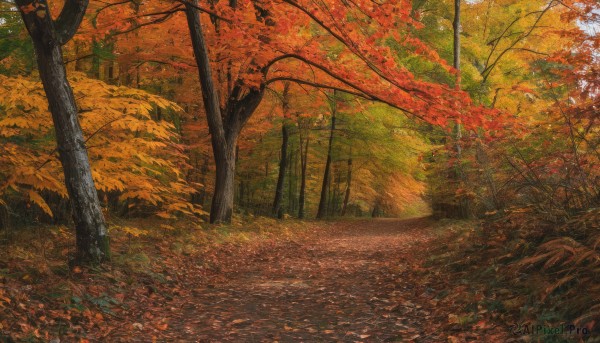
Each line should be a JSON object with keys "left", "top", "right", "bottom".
{"left": 246, "top": 181, "right": 251, "bottom": 209}
{"left": 317, "top": 91, "right": 337, "bottom": 219}
{"left": 293, "top": 141, "right": 300, "bottom": 213}
{"left": 341, "top": 157, "right": 353, "bottom": 216}
{"left": 298, "top": 130, "right": 309, "bottom": 219}
{"left": 18, "top": 0, "right": 109, "bottom": 264}
{"left": 453, "top": 0, "right": 470, "bottom": 219}
{"left": 74, "top": 41, "right": 84, "bottom": 72}
{"left": 239, "top": 178, "right": 245, "bottom": 208}
{"left": 272, "top": 123, "right": 289, "bottom": 218}
{"left": 372, "top": 197, "right": 381, "bottom": 218}
{"left": 453, "top": 0, "right": 461, "bottom": 78}
{"left": 453, "top": 0, "right": 463, "bottom": 159}
{"left": 0, "top": 202, "right": 9, "bottom": 233}
{"left": 327, "top": 165, "right": 334, "bottom": 217}
{"left": 331, "top": 166, "right": 342, "bottom": 216}
{"left": 287, "top": 143, "right": 295, "bottom": 214}
{"left": 272, "top": 83, "right": 291, "bottom": 218}
{"left": 136, "top": 65, "right": 140, "bottom": 89}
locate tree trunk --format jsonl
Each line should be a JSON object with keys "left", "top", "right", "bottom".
{"left": 0, "top": 201, "right": 10, "bottom": 233}
{"left": 212, "top": 142, "right": 237, "bottom": 223}
{"left": 288, "top": 144, "right": 296, "bottom": 214}
{"left": 185, "top": 1, "right": 234, "bottom": 223}
{"left": 317, "top": 92, "right": 337, "bottom": 219}
{"left": 453, "top": 0, "right": 463, "bottom": 162}
{"left": 453, "top": 0, "right": 470, "bottom": 219}
{"left": 372, "top": 198, "right": 381, "bottom": 218}
{"left": 185, "top": 0, "right": 264, "bottom": 222}
{"left": 272, "top": 83, "right": 291, "bottom": 218}
{"left": 272, "top": 123, "right": 289, "bottom": 218}
{"left": 335, "top": 167, "right": 342, "bottom": 214}
{"left": 239, "top": 178, "right": 245, "bottom": 208}
{"left": 327, "top": 166, "right": 334, "bottom": 217}
{"left": 453, "top": 0, "right": 461, "bottom": 78}
{"left": 298, "top": 130, "right": 309, "bottom": 219}
{"left": 341, "top": 157, "right": 353, "bottom": 216}
{"left": 18, "top": 0, "right": 109, "bottom": 264}
{"left": 74, "top": 42, "right": 84, "bottom": 72}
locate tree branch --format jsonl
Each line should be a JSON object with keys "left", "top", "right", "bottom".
{"left": 264, "top": 54, "right": 424, "bottom": 121}
{"left": 54, "top": 0, "right": 90, "bottom": 45}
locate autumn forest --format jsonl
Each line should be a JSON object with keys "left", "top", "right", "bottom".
{"left": 0, "top": 0, "right": 599, "bottom": 341}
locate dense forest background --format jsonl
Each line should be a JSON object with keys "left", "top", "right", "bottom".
{"left": 1, "top": 0, "right": 595, "bottom": 227}
{"left": 1, "top": 0, "right": 599, "bottom": 341}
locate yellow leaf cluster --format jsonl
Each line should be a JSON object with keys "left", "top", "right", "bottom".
{"left": 0, "top": 74, "right": 201, "bottom": 222}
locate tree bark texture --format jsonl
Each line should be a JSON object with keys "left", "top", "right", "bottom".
{"left": 17, "top": 0, "right": 110, "bottom": 264}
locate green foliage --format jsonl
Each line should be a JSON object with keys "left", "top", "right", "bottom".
{"left": 0, "top": 5, "right": 35, "bottom": 75}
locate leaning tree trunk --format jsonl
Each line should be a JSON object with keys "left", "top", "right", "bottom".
{"left": 272, "top": 123, "right": 289, "bottom": 218}
{"left": 18, "top": 0, "right": 109, "bottom": 264}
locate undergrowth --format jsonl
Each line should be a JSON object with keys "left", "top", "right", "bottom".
{"left": 425, "top": 209, "right": 600, "bottom": 342}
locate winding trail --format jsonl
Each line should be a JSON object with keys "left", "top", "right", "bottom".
{"left": 169, "top": 218, "right": 445, "bottom": 342}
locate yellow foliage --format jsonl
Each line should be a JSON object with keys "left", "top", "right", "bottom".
{"left": 0, "top": 74, "right": 201, "bottom": 221}
{"left": 27, "top": 190, "right": 53, "bottom": 218}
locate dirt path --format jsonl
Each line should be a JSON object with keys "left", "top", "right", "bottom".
{"left": 167, "top": 218, "right": 444, "bottom": 342}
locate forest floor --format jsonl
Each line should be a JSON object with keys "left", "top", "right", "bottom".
{"left": 170, "top": 218, "right": 445, "bottom": 342}
{"left": 2, "top": 218, "right": 518, "bottom": 342}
